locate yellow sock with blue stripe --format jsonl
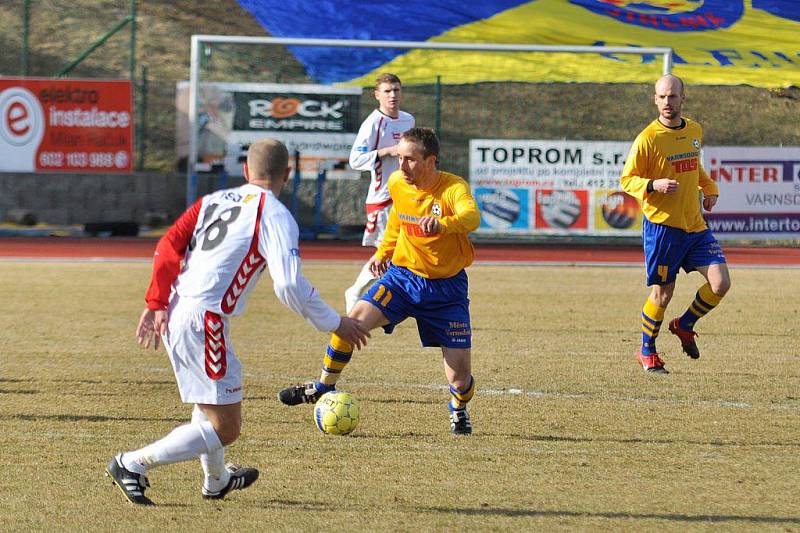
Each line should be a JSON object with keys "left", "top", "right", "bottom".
{"left": 641, "top": 297, "right": 666, "bottom": 356}
{"left": 678, "top": 283, "right": 723, "bottom": 331}
{"left": 448, "top": 375, "right": 475, "bottom": 411}
{"left": 318, "top": 334, "right": 353, "bottom": 389}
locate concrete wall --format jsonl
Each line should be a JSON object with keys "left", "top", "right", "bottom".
{"left": 0, "top": 171, "right": 369, "bottom": 229}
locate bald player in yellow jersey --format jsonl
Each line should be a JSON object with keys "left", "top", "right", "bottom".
{"left": 621, "top": 75, "right": 731, "bottom": 374}
{"left": 279, "top": 128, "right": 481, "bottom": 434}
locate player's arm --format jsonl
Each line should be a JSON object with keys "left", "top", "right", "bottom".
{"left": 138, "top": 198, "right": 202, "bottom": 349}
{"left": 261, "top": 211, "right": 339, "bottom": 331}
{"left": 260, "top": 212, "right": 369, "bottom": 346}
{"left": 144, "top": 198, "right": 202, "bottom": 310}
{"left": 438, "top": 182, "right": 481, "bottom": 234}
{"left": 698, "top": 160, "right": 720, "bottom": 211}
{"left": 374, "top": 205, "right": 400, "bottom": 261}
{"left": 369, "top": 206, "right": 400, "bottom": 277}
{"left": 349, "top": 117, "right": 380, "bottom": 171}
{"left": 619, "top": 135, "right": 655, "bottom": 200}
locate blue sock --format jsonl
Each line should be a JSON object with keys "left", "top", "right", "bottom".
{"left": 314, "top": 381, "right": 336, "bottom": 393}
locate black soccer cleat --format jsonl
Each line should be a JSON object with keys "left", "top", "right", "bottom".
{"left": 106, "top": 453, "right": 154, "bottom": 506}
{"left": 202, "top": 463, "right": 259, "bottom": 500}
{"left": 449, "top": 409, "right": 473, "bottom": 435}
{"left": 278, "top": 381, "right": 327, "bottom": 406}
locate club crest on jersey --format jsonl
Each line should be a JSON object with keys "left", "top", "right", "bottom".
{"left": 693, "top": 139, "right": 701, "bottom": 149}
{"left": 431, "top": 202, "right": 442, "bottom": 217}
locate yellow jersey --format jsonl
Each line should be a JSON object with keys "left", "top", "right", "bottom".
{"left": 375, "top": 170, "right": 480, "bottom": 279}
{"left": 620, "top": 117, "right": 719, "bottom": 233}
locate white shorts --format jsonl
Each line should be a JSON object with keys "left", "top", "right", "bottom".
{"left": 362, "top": 205, "right": 391, "bottom": 247}
{"left": 162, "top": 295, "right": 243, "bottom": 405}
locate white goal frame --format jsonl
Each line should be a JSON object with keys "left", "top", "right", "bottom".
{"left": 187, "top": 35, "right": 673, "bottom": 206}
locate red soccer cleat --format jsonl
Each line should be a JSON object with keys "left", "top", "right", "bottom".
{"left": 669, "top": 319, "right": 700, "bottom": 359}
{"left": 636, "top": 348, "right": 668, "bottom": 374}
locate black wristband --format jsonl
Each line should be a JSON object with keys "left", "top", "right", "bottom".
{"left": 646, "top": 180, "right": 655, "bottom": 193}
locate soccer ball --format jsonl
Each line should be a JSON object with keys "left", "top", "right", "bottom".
{"left": 313, "top": 391, "right": 360, "bottom": 435}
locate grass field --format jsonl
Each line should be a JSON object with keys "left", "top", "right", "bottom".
{"left": 1, "top": 261, "right": 798, "bottom": 531}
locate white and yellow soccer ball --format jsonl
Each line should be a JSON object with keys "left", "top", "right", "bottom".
{"left": 313, "top": 391, "right": 360, "bottom": 435}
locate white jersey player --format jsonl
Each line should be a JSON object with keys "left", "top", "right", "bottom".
{"left": 106, "top": 139, "right": 368, "bottom": 506}
{"left": 345, "top": 73, "right": 414, "bottom": 312}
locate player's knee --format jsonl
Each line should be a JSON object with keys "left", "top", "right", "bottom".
{"left": 712, "top": 276, "right": 731, "bottom": 297}
{"left": 215, "top": 420, "right": 241, "bottom": 446}
{"left": 651, "top": 286, "right": 673, "bottom": 307}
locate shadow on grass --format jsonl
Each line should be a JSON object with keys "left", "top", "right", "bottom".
{"left": 365, "top": 397, "right": 441, "bottom": 406}
{"left": 416, "top": 505, "right": 800, "bottom": 525}
{"left": 0, "top": 414, "right": 185, "bottom": 423}
{"left": 0, "top": 389, "right": 38, "bottom": 395}
{"left": 257, "top": 499, "right": 329, "bottom": 511}
{"left": 486, "top": 432, "right": 800, "bottom": 448}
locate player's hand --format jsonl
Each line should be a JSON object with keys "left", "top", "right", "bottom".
{"left": 378, "top": 146, "right": 398, "bottom": 158}
{"left": 368, "top": 256, "right": 389, "bottom": 277}
{"left": 417, "top": 216, "right": 441, "bottom": 236}
{"left": 335, "top": 316, "right": 370, "bottom": 350}
{"left": 653, "top": 179, "right": 679, "bottom": 193}
{"left": 703, "top": 194, "right": 718, "bottom": 212}
{"left": 136, "top": 308, "right": 168, "bottom": 350}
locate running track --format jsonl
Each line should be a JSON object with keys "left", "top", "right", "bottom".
{"left": 0, "top": 237, "right": 797, "bottom": 266}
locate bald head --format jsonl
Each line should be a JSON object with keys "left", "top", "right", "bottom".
{"left": 654, "top": 74, "right": 685, "bottom": 126}
{"left": 655, "top": 74, "right": 684, "bottom": 96}
{"left": 246, "top": 138, "right": 289, "bottom": 182}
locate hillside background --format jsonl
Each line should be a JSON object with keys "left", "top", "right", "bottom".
{"left": 1, "top": 0, "right": 798, "bottom": 176}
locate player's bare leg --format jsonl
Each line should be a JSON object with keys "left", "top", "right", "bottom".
{"left": 638, "top": 282, "right": 674, "bottom": 373}
{"left": 195, "top": 403, "right": 258, "bottom": 499}
{"left": 443, "top": 347, "right": 474, "bottom": 435}
{"left": 670, "top": 263, "right": 730, "bottom": 359}
{"left": 107, "top": 402, "right": 258, "bottom": 504}
{"left": 279, "top": 300, "right": 383, "bottom": 405}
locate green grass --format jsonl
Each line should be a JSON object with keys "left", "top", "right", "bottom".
{"left": 1, "top": 260, "right": 798, "bottom": 530}
{"left": 1, "top": 0, "right": 799, "bottom": 173}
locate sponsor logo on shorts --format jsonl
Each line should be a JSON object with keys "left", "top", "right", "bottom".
{"left": 708, "top": 242, "right": 725, "bottom": 257}
{"left": 447, "top": 321, "right": 471, "bottom": 338}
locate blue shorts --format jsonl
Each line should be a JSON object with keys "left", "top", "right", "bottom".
{"left": 362, "top": 265, "right": 471, "bottom": 348}
{"left": 643, "top": 217, "right": 726, "bottom": 286}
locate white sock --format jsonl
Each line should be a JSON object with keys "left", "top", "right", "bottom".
{"left": 192, "top": 405, "right": 230, "bottom": 492}
{"left": 121, "top": 420, "right": 223, "bottom": 475}
{"left": 345, "top": 261, "right": 377, "bottom": 313}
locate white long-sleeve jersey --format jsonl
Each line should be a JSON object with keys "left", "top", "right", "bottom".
{"left": 349, "top": 109, "right": 414, "bottom": 205}
{"left": 145, "top": 183, "right": 340, "bottom": 333}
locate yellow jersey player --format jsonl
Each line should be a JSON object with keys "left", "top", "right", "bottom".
{"left": 279, "top": 127, "right": 481, "bottom": 434}
{"left": 621, "top": 74, "right": 731, "bottom": 374}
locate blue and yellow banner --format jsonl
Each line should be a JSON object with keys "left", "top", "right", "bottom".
{"left": 238, "top": 0, "right": 800, "bottom": 87}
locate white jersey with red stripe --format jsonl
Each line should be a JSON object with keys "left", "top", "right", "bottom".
{"left": 349, "top": 109, "right": 414, "bottom": 205}
{"left": 146, "top": 183, "right": 339, "bottom": 333}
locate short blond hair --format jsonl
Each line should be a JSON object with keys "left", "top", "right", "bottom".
{"left": 375, "top": 73, "right": 401, "bottom": 89}
{"left": 246, "top": 138, "right": 289, "bottom": 181}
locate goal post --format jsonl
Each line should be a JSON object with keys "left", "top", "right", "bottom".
{"left": 186, "top": 34, "right": 673, "bottom": 207}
